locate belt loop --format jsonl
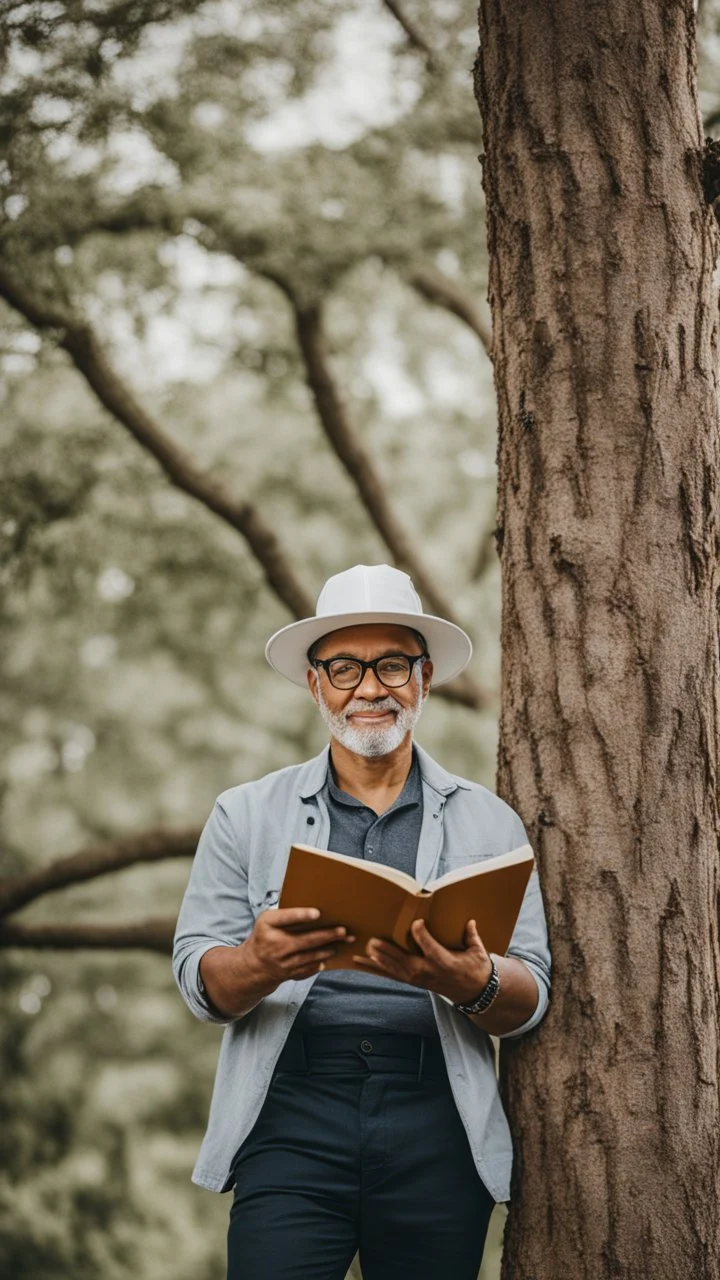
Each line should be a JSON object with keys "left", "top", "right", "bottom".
{"left": 417, "top": 1037, "right": 425, "bottom": 1083}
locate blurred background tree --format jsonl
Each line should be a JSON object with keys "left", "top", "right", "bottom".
{"left": 2, "top": 1, "right": 720, "bottom": 1277}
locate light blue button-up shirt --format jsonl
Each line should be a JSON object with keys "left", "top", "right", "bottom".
{"left": 172, "top": 741, "right": 552, "bottom": 1203}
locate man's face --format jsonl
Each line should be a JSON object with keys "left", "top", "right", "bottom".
{"left": 306, "top": 623, "right": 433, "bottom": 758}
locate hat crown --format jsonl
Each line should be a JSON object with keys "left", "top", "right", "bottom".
{"left": 316, "top": 564, "right": 423, "bottom": 619}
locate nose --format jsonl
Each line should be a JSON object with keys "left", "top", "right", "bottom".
{"left": 354, "top": 666, "right": 386, "bottom": 698}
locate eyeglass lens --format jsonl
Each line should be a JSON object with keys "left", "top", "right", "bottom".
{"left": 327, "top": 656, "right": 414, "bottom": 689}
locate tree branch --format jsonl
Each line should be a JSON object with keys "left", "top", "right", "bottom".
{"left": 283, "top": 292, "right": 491, "bottom": 710}
{"left": 428, "top": 668, "right": 492, "bottom": 710}
{"left": 409, "top": 265, "right": 492, "bottom": 355}
{"left": 0, "top": 827, "right": 200, "bottom": 918}
{"left": 0, "top": 263, "right": 314, "bottom": 619}
{"left": 0, "top": 264, "right": 489, "bottom": 710}
{"left": 287, "top": 295, "right": 451, "bottom": 618}
{"left": 0, "top": 918, "right": 175, "bottom": 954}
{"left": 381, "top": 0, "right": 439, "bottom": 70}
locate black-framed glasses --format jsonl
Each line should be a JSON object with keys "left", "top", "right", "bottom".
{"left": 311, "top": 652, "right": 428, "bottom": 690}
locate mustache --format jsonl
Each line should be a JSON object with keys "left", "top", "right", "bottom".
{"left": 341, "top": 696, "right": 401, "bottom": 716}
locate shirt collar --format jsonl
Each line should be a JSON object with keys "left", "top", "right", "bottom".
{"left": 324, "top": 743, "right": 422, "bottom": 811}
{"left": 297, "top": 740, "right": 468, "bottom": 801}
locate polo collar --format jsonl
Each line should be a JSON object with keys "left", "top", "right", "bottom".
{"left": 326, "top": 743, "right": 422, "bottom": 810}
{"left": 297, "top": 740, "right": 468, "bottom": 801}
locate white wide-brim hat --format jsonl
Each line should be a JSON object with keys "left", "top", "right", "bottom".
{"left": 265, "top": 563, "right": 472, "bottom": 688}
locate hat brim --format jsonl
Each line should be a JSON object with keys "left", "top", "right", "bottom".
{"left": 265, "top": 610, "right": 472, "bottom": 688}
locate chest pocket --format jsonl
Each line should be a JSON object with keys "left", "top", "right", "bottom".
{"left": 246, "top": 795, "right": 326, "bottom": 916}
{"left": 246, "top": 829, "right": 297, "bottom": 919}
{"left": 248, "top": 888, "right": 281, "bottom": 920}
{"left": 436, "top": 844, "right": 495, "bottom": 880}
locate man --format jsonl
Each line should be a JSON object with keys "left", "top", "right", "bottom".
{"left": 173, "top": 563, "right": 551, "bottom": 1280}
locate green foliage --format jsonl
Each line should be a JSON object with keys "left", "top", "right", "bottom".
{"left": 3, "top": 0, "right": 717, "bottom": 1276}
{"left": 0, "top": 951, "right": 229, "bottom": 1280}
{"left": 0, "top": 3, "right": 504, "bottom": 1272}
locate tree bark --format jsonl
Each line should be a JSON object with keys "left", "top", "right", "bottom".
{"left": 474, "top": 3, "right": 720, "bottom": 1277}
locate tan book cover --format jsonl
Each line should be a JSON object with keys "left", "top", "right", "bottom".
{"left": 278, "top": 842, "right": 535, "bottom": 971}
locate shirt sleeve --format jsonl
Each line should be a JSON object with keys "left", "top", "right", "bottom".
{"left": 172, "top": 795, "right": 255, "bottom": 1025}
{"left": 495, "top": 813, "right": 552, "bottom": 1041}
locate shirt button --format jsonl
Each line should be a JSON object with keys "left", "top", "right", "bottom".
{"left": 360, "top": 1039, "right": 373, "bottom": 1054}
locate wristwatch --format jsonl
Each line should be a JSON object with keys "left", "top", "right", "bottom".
{"left": 453, "top": 956, "right": 501, "bottom": 1016}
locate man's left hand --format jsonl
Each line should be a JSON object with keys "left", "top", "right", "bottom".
{"left": 353, "top": 918, "right": 493, "bottom": 1005}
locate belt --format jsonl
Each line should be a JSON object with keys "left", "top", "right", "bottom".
{"left": 274, "top": 1025, "right": 448, "bottom": 1082}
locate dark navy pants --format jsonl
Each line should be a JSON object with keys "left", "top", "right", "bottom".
{"left": 227, "top": 1027, "right": 496, "bottom": 1280}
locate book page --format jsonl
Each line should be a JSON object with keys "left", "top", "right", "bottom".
{"left": 290, "top": 843, "right": 421, "bottom": 893}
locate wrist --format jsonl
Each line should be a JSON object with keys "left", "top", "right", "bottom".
{"left": 453, "top": 955, "right": 501, "bottom": 1016}
{"left": 446, "top": 956, "right": 494, "bottom": 1006}
{"left": 199, "top": 941, "right": 277, "bottom": 1018}
{"left": 235, "top": 938, "right": 278, "bottom": 999}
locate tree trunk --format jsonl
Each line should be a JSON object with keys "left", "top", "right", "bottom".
{"left": 474, "top": 3, "right": 720, "bottom": 1277}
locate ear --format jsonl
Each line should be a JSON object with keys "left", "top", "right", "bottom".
{"left": 421, "top": 659, "right": 433, "bottom": 697}
{"left": 306, "top": 665, "right": 320, "bottom": 704}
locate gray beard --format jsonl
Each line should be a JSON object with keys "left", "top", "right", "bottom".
{"left": 316, "top": 668, "right": 425, "bottom": 757}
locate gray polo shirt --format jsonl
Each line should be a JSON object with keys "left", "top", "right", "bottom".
{"left": 296, "top": 747, "right": 438, "bottom": 1036}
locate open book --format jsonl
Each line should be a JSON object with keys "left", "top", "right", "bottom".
{"left": 278, "top": 842, "right": 535, "bottom": 971}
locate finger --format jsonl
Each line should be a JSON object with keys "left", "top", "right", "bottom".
{"left": 366, "top": 937, "right": 412, "bottom": 960}
{"left": 410, "top": 918, "right": 449, "bottom": 961}
{"left": 364, "top": 945, "right": 402, "bottom": 973}
{"left": 279, "top": 926, "right": 354, "bottom": 951}
{"left": 284, "top": 946, "right": 337, "bottom": 970}
{"left": 352, "top": 955, "right": 411, "bottom": 981}
{"left": 464, "top": 918, "right": 487, "bottom": 953}
{"left": 283, "top": 930, "right": 355, "bottom": 958}
{"left": 270, "top": 908, "right": 322, "bottom": 928}
{"left": 290, "top": 959, "right": 330, "bottom": 979}
{"left": 365, "top": 941, "right": 417, "bottom": 983}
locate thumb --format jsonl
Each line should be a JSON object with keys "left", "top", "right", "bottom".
{"left": 464, "top": 918, "right": 482, "bottom": 949}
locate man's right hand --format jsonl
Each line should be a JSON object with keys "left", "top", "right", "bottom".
{"left": 243, "top": 908, "right": 354, "bottom": 984}
{"left": 199, "top": 908, "right": 353, "bottom": 1019}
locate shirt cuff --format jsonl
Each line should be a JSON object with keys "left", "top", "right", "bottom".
{"left": 495, "top": 959, "right": 549, "bottom": 1040}
{"left": 182, "top": 943, "right": 237, "bottom": 1025}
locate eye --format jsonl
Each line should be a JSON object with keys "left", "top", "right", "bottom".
{"left": 329, "top": 660, "right": 360, "bottom": 677}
